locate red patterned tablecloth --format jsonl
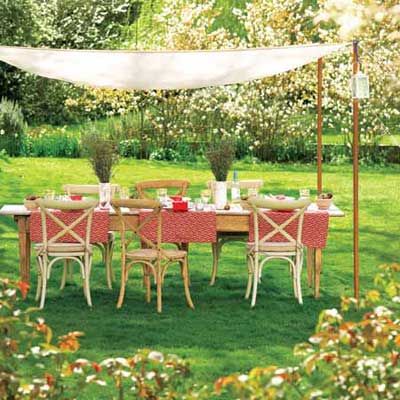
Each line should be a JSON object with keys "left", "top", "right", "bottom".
{"left": 248, "top": 210, "right": 329, "bottom": 249}
{"left": 139, "top": 210, "right": 216, "bottom": 243}
{"left": 30, "top": 210, "right": 110, "bottom": 244}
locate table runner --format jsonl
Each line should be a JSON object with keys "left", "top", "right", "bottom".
{"left": 248, "top": 210, "right": 329, "bottom": 249}
{"left": 30, "top": 210, "right": 110, "bottom": 244}
{"left": 139, "top": 210, "right": 216, "bottom": 243}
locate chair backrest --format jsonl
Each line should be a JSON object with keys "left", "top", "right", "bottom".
{"left": 135, "top": 180, "right": 190, "bottom": 199}
{"left": 35, "top": 199, "right": 98, "bottom": 252}
{"left": 63, "top": 184, "right": 120, "bottom": 197}
{"left": 111, "top": 199, "right": 162, "bottom": 252}
{"left": 249, "top": 202, "right": 308, "bottom": 251}
{"left": 207, "top": 179, "right": 263, "bottom": 190}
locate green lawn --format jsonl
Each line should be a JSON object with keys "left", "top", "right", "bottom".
{"left": 0, "top": 158, "right": 399, "bottom": 396}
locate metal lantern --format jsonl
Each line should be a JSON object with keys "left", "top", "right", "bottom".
{"left": 351, "top": 72, "right": 370, "bottom": 99}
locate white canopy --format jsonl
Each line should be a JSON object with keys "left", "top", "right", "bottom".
{"left": 0, "top": 43, "right": 348, "bottom": 90}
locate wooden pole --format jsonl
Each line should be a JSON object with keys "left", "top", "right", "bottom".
{"left": 317, "top": 58, "right": 323, "bottom": 194}
{"left": 352, "top": 41, "right": 360, "bottom": 301}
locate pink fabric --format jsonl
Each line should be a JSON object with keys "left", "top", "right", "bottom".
{"left": 139, "top": 210, "right": 216, "bottom": 243}
{"left": 248, "top": 210, "right": 329, "bottom": 249}
{"left": 30, "top": 210, "right": 110, "bottom": 244}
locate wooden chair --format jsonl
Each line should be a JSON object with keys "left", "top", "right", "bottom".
{"left": 63, "top": 184, "right": 120, "bottom": 289}
{"left": 112, "top": 199, "right": 194, "bottom": 313}
{"left": 207, "top": 179, "right": 264, "bottom": 285}
{"left": 246, "top": 199, "right": 310, "bottom": 307}
{"left": 135, "top": 180, "right": 190, "bottom": 199}
{"left": 34, "top": 199, "right": 98, "bottom": 309}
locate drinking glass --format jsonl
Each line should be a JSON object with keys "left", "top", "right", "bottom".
{"left": 120, "top": 187, "right": 130, "bottom": 199}
{"left": 44, "top": 190, "right": 55, "bottom": 200}
{"left": 299, "top": 188, "right": 310, "bottom": 199}
{"left": 247, "top": 187, "right": 258, "bottom": 198}
{"left": 194, "top": 198, "right": 204, "bottom": 211}
{"left": 201, "top": 189, "right": 211, "bottom": 204}
{"left": 156, "top": 188, "right": 168, "bottom": 200}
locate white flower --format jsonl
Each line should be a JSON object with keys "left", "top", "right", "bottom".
{"left": 0, "top": 129, "right": 4, "bottom": 135}
{"left": 238, "top": 374, "right": 248, "bottom": 382}
{"left": 270, "top": 376, "right": 284, "bottom": 386}
{"left": 148, "top": 351, "right": 164, "bottom": 363}
{"left": 146, "top": 371, "right": 156, "bottom": 380}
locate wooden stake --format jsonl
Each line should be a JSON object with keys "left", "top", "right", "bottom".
{"left": 352, "top": 41, "right": 360, "bottom": 301}
{"left": 317, "top": 58, "right": 323, "bottom": 195}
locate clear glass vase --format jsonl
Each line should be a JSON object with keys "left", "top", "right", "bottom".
{"left": 99, "top": 182, "right": 111, "bottom": 209}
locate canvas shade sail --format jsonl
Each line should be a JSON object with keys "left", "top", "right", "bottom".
{"left": 0, "top": 43, "right": 347, "bottom": 90}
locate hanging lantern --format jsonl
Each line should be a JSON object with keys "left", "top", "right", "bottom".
{"left": 351, "top": 72, "right": 370, "bottom": 99}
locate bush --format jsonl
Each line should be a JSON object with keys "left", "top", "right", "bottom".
{"left": 24, "top": 126, "right": 81, "bottom": 158}
{"left": 0, "top": 279, "right": 192, "bottom": 399}
{"left": 149, "top": 147, "right": 180, "bottom": 162}
{"left": 0, "top": 98, "right": 26, "bottom": 156}
{"left": 1, "top": 263, "right": 399, "bottom": 399}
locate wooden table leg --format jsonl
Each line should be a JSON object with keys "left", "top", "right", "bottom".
{"left": 15, "top": 216, "right": 31, "bottom": 283}
{"left": 314, "top": 248, "right": 322, "bottom": 299}
{"left": 306, "top": 247, "right": 315, "bottom": 288}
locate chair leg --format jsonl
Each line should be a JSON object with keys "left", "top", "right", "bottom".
{"left": 156, "top": 272, "right": 163, "bottom": 313}
{"left": 143, "top": 265, "right": 151, "bottom": 303}
{"left": 35, "top": 257, "right": 43, "bottom": 301}
{"left": 245, "top": 255, "right": 253, "bottom": 299}
{"left": 251, "top": 256, "right": 259, "bottom": 307}
{"left": 210, "top": 240, "right": 222, "bottom": 285}
{"left": 182, "top": 258, "right": 195, "bottom": 310}
{"left": 117, "top": 261, "right": 127, "bottom": 309}
{"left": 60, "top": 262, "right": 68, "bottom": 290}
{"left": 84, "top": 256, "right": 92, "bottom": 307}
{"left": 296, "top": 259, "right": 303, "bottom": 305}
{"left": 39, "top": 260, "right": 48, "bottom": 309}
{"left": 105, "top": 243, "right": 113, "bottom": 290}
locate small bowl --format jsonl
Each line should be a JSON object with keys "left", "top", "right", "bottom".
{"left": 316, "top": 198, "right": 332, "bottom": 210}
{"left": 24, "top": 199, "right": 39, "bottom": 210}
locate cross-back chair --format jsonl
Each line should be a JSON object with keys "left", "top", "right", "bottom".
{"left": 62, "top": 183, "right": 120, "bottom": 289}
{"left": 34, "top": 199, "right": 98, "bottom": 308}
{"left": 135, "top": 180, "right": 190, "bottom": 199}
{"left": 246, "top": 198, "right": 310, "bottom": 307}
{"left": 206, "top": 179, "right": 264, "bottom": 286}
{"left": 112, "top": 199, "right": 194, "bottom": 313}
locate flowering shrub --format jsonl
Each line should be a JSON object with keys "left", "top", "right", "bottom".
{"left": 1, "top": 263, "right": 400, "bottom": 398}
{"left": 0, "top": 98, "right": 26, "bottom": 156}
{"left": 215, "top": 263, "right": 400, "bottom": 399}
{"left": 60, "top": 0, "right": 399, "bottom": 163}
{"left": 0, "top": 279, "right": 191, "bottom": 399}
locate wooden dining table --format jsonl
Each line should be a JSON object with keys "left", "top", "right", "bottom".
{"left": 0, "top": 203, "right": 344, "bottom": 298}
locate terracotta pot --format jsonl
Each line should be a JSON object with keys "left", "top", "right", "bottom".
{"left": 316, "top": 197, "right": 332, "bottom": 210}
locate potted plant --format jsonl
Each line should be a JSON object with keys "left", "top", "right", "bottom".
{"left": 316, "top": 192, "right": 333, "bottom": 210}
{"left": 82, "top": 130, "right": 119, "bottom": 208}
{"left": 206, "top": 139, "right": 235, "bottom": 209}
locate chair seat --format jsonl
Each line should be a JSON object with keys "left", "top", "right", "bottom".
{"left": 247, "top": 242, "right": 299, "bottom": 253}
{"left": 35, "top": 242, "right": 91, "bottom": 254}
{"left": 127, "top": 248, "right": 186, "bottom": 261}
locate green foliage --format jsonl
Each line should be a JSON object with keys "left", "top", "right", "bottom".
{"left": 215, "top": 263, "right": 400, "bottom": 399}
{"left": 24, "top": 126, "right": 81, "bottom": 158}
{"left": 0, "top": 98, "right": 26, "bottom": 156}
{"left": 206, "top": 139, "right": 235, "bottom": 181}
{"left": 1, "top": 262, "right": 399, "bottom": 399}
{"left": 82, "top": 129, "right": 119, "bottom": 182}
{"left": 0, "top": 279, "right": 191, "bottom": 399}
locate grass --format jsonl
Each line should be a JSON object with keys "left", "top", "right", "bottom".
{"left": 0, "top": 158, "right": 399, "bottom": 395}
